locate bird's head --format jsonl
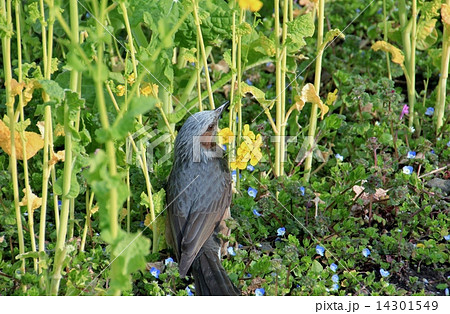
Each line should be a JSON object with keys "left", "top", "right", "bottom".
{"left": 174, "top": 102, "right": 229, "bottom": 162}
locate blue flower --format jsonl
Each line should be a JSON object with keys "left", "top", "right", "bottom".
{"left": 425, "top": 107, "right": 434, "bottom": 116}
{"left": 58, "top": 200, "right": 62, "bottom": 209}
{"left": 245, "top": 273, "right": 252, "bottom": 278}
{"left": 445, "top": 288, "right": 449, "bottom": 296}
{"left": 248, "top": 187, "right": 258, "bottom": 198}
{"left": 246, "top": 79, "right": 253, "bottom": 86}
{"left": 330, "top": 263, "right": 338, "bottom": 272}
{"left": 247, "top": 165, "right": 254, "bottom": 172}
{"left": 380, "top": 268, "right": 390, "bottom": 277}
{"left": 252, "top": 208, "right": 262, "bottom": 217}
{"left": 430, "top": 150, "right": 435, "bottom": 154}
{"left": 231, "top": 170, "right": 241, "bottom": 182}
{"left": 316, "top": 245, "right": 325, "bottom": 256}
{"left": 255, "top": 288, "right": 265, "bottom": 296}
{"left": 444, "top": 235, "right": 450, "bottom": 241}
{"left": 331, "top": 283, "right": 339, "bottom": 291}
{"left": 407, "top": 151, "right": 416, "bottom": 159}
{"left": 447, "top": 140, "right": 450, "bottom": 147}
{"left": 186, "top": 286, "right": 194, "bottom": 296}
{"left": 227, "top": 246, "right": 236, "bottom": 256}
{"left": 277, "top": 227, "right": 286, "bottom": 236}
{"left": 377, "top": 8, "right": 382, "bottom": 14}
{"left": 266, "top": 62, "right": 273, "bottom": 67}
{"left": 267, "top": 83, "right": 273, "bottom": 89}
{"left": 332, "top": 274, "right": 339, "bottom": 283}
{"left": 362, "top": 248, "right": 371, "bottom": 257}
{"left": 356, "top": 8, "right": 361, "bottom": 13}
{"left": 165, "top": 257, "right": 174, "bottom": 265}
{"left": 335, "top": 154, "right": 344, "bottom": 162}
{"left": 222, "top": 144, "right": 227, "bottom": 151}
{"left": 402, "top": 166, "right": 413, "bottom": 175}
{"left": 150, "top": 267, "right": 160, "bottom": 278}
{"left": 299, "top": 186, "right": 305, "bottom": 196}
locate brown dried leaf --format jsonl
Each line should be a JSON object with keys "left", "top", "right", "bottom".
{"left": 49, "top": 150, "right": 65, "bottom": 166}
{"left": 19, "top": 188, "right": 42, "bottom": 211}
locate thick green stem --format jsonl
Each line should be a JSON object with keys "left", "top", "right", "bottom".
{"left": 2, "top": 0, "right": 26, "bottom": 288}
{"left": 274, "top": 0, "right": 282, "bottom": 177}
{"left": 304, "top": 0, "right": 324, "bottom": 182}
{"left": 192, "top": 0, "right": 215, "bottom": 109}
{"left": 436, "top": 0, "right": 450, "bottom": 133}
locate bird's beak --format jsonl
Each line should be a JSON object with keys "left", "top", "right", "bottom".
{"left": 215, "top": 101, "right": 230, "bottom": 118}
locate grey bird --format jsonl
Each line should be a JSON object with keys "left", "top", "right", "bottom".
{"left": 166, "top": 103, "right": 240, "bottom": 296}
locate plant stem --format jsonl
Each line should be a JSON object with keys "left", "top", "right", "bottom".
{"left": 192, "top": 0, "right": 215, "bottom": 109}
{"left": 436, "top": 0, "right": 450, "bottom": 134}
{"left": 274, "top": 0, "right": 282, "bottom": 177}
{"left": 2, "top": 0, "right": 26, "bottom": 290}
{"left": 304, "top": 0, "right": 324, "bottom": 182}
{"left": 383, "top": 0, "right": 392, "bottom": 80}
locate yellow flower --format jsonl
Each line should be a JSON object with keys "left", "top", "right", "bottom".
{"left": 242, "top": 124, "right": 255, "bottom": 141}
{"left": 230, "top": 154, "right": 248, "bottom": 170}
{"left": 218, "top": 127, "right": 234, "bottom": 144}
{"left": 116, "top": 85, "right": 125, "bottom": 96}
{"left": 140, "top": 83, "right": 152, "bottom": 96}
{"left": 238, "top": 0, "right": 263, "bottom": 12}
{"left": 127, "top": 73, "right": 136, "bottom": 86}
{"left": 249, "top": 134, "right": 263, "bottom": 166}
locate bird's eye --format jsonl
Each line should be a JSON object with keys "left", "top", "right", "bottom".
{"left": 207, "top": 123, "right": 214, "bottom": 130}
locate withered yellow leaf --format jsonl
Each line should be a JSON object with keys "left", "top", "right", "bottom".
{"left": 10, "top": 79, "right": 26, "bottom": 97}
{"left": 371, "top": 41, "right": 404, "bottom": 65}
{"left": 0, "top": 119, "right": 44, "bottom": 160}
{"left": 19, "top": 188, "right": 42, "bottom": 211}
{"left": 49, "top": 150, "right": 65, "bottom": 166}
{"left": 36, "top": 121, "right": 45, "bottom": 139}
{"left": 442, "top": 4, "right": 450, "bottom": 25}
{"left": 54, "top": 124, "right": 65, "bottom": 137}
{"left": 326, "top": 89, "right": 338, "bottom": 106}
{"left": 301, "top": 83, "right": 329, "bottom": 119}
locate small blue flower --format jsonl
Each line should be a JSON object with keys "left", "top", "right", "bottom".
{"left": 150, "top": 267, "right": 160, "bottom": 278}
{"left": 362, "top": 248, "right": 371, "bottom": 257}
{"left": 267, "top": 83, "right": 273, "bottom": 89}
{"left": 331, "top": 283, "right": 339, "bottom": 291}
{"left": 423, "top": 278, "right": 429, "bottom": 284}
{"left": 248, "top": 187, "right": 258, "bottom": 198}
{"left": 380, "top": 268, "right": 390, "bottom": 277}
{"left": 255, "top": 288, "right": 265, "bottom": 296}
{"left": 335, "top": 154, "right": 344, "bottom": 162}
{"left": 231, "top": 170, "right": 241, "bottom": 182}
{"left": 299, "top": 186, "right": 305, "bottom": 196}
{"left": 444, "top": 235, "right": 450, "bottom": 241}
{"left": 356, "top": 8, "right": 361, "bottom": 13}
{"left": 402, "top": 166, "right": 413, "bottom": 175}
{"left": 425, "top": 107, "right": 434, "bottom": 116}
{"left": 222, "top": 144, "right": 227, "bottom": 151}
{"left": 407, "top": 151, "right": 416, "bottom": 159}
{"left": 245, "top": 273, "right": 252, "bottom": 278}
{"left": 430, "top": 150, "right": 435, "bottom": 154}
{"left": 186, "top": 286, "right": 194, "bottom": 296}
{"left": 377, "top": 8, "right": 382, "bottom": 14}
{"left": 247, "top": 165, "right": 254, "bottom": 172}
{"left": 330, "top": 263, "right": 338, "bottom": 272}
{"left": 165, "top": 257, "right": 174, "bottom": 265}
{"left": 332, "top": 274, "right": 339, "bottom": 283}
{"left": 227, "top": 246, "right": 236, "bottom": 256}
{"left": 316, "top": 245, "right": 325, "bottom": 256}
{"left": 58, "top": 200, "right": 62, "bottom": 209}
{"left": 277, "top": 227, "right": 286, "bottom": 236}
{"left": 246, "top": 79, "right": 253, "bottom": 86}
{"left": 447, "top": 140, "right": 450, "bottom": 147}
{"left": 139, "top": 221, "right": 145, "bottom": 228}
{"left": 252, "top": 208, "right": 262, "bottom": 217}
{"left": 266, "top": 62, "right": 273, "bottom": 67}
{"left": 445, "top": 288, "right": 449, "bottom": 296}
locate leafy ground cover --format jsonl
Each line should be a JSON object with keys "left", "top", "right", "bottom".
{"left": 0, "top": 0, "right": 449, "bottom": 296}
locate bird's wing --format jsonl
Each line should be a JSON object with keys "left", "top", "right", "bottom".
{"left": 167, "top": 160, "right": 231, "bottom": 277}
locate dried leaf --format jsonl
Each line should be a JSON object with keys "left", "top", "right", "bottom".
{"left": 301, "top": 83, "right": 329, "bottom": 119}
{"left": 442, "top": 4, "right": 450, "bottom": 25}
{"left": 49, "top": 150, "right": 65, "bottom": 166}
{"left": 10, "top": 79, "right": 26, "bottom": 96}
{"left": 371, "top": 41, "right": 404, "bottom": 65}
{"left": 0, "top": 119, "right": 44, "bottom": 160}
{"left": 19, "top": 188, "right": 42, "bottom": 211}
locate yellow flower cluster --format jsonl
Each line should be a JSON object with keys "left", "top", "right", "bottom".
{"left": 238, "top": 0, "right": 263, "bottom": 12}
{"left": 230, "top": 124, "right": 262, "bottom": 170}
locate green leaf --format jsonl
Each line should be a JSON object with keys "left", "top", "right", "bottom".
{"left": 319, "top": 29, "right": 345, "bottom": 53}
{"left": 53, "top": 172, "right": 80, "bottom": 199}
{"left": 253, "top": 33, "right": 276, "bottom": 57}
{"left": 64, "top": 91, "right": 85, "bottom": 121}
{"left": 420, "top": 0, "right": 441, "bottom": 20}
{"left": 240, "top": 82, "right": 273, "bottom": 109}
{"left": 110, "top": 96, "right": 157, "bottom": 140}
{"left": 109, "top": 230, "right": 150, "bottom": 292}
{"left": 38, "top": 79, "right": 65, "bottom": 101}
{"left": 153, "top": 188, "right": 166, "bottom": 215}
{"left": 286, "top": 13, "right": 315, "bottom": 52}
{"left": 416, "top": 19, "right": 438, "bottom": 50}
{"left": 311, "top": 260, "right": 323, "bottom": 273}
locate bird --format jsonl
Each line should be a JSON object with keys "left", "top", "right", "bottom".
{"left": 166, "top": 102, "right": 240, "bottom": 296}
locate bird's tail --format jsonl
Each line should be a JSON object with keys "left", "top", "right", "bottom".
{"left": 191, "top": 248, "right": 240, "bottom": 296}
